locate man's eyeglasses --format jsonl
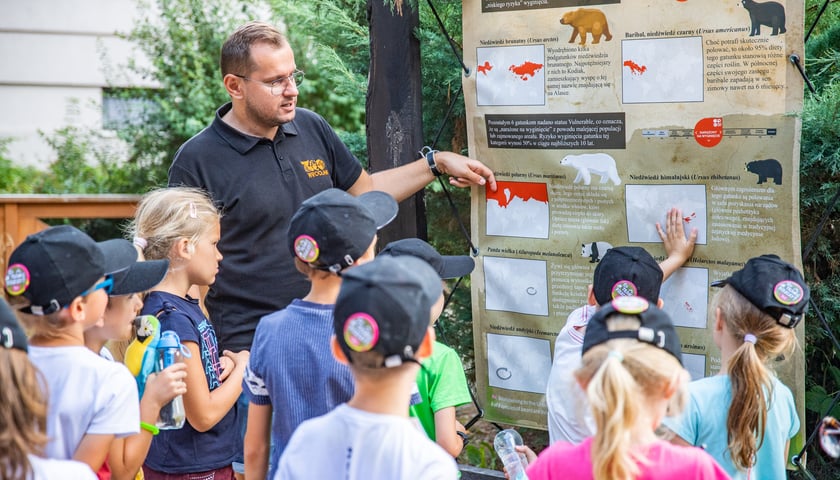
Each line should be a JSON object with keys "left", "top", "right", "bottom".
{"left": 233, "top": 70, "right": 305, "bottom": 96}
{"left": 80, "top": 275, "right": 114, "bottom": 297}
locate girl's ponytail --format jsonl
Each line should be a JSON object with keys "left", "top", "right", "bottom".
{"left": 586, "top": 348, "right": 643, "bottom": 480}
{"left": 576, "top": 313, "right": 688, "bottom": 480}
{"left": 715, "top": 285, "right": 796, "bottom": 472}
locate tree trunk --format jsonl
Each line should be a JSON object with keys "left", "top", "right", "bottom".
{"left": 366, "top": 0, "right": 427, "bottom": 244}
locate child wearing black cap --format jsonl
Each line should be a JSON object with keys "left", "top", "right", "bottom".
{"left": 526, "top": 296, "right": 730, "bottom": 479}
{"left": 380, "top": 238, "right": 475, "bottom": 457}
{"left": 275, "top": 255, "right": 458, "bottom": 479}
{"left": 243, "top": 188, "right": 398, "bottom": 480}
{"left": 547, "top": 207, "right": 695, "bottom": 445}
{"left": 4, "top": 225, "right": 142, "bottom": 473}
{"left": 663, "top": 254, "right": 807, "bottom": 479}
{"left": 83, "top": 256, "right": 189, "bottom": 480}
{"left": 0, "top": 297, "right": 97, "bottom": 479}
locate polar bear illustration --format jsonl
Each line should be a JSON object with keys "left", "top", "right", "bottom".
{"left": 561, "top": 153, "right": 621, "bottom": 186}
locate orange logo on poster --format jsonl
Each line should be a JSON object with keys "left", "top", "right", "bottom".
{"left": 694, "top": 117, "right": 723, "bottom": 148}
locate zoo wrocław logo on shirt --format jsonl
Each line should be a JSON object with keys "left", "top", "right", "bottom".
{"left": 300, "top": 159, "right": 330, "bottom": 178}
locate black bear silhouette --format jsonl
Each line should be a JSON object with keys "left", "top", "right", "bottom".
{"left": 742, "top": 0, "right": 786, "bottom": 36}
{"left": 745, "top": 159, "right": 783, "bottom": 185}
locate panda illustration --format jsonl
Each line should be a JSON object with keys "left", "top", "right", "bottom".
{"left": 581, "top": 241, "right": 613, "bottom": 263}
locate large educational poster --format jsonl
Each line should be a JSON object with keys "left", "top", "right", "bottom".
{"left": 463, "top": 0, "right": 806, "bottom": 439}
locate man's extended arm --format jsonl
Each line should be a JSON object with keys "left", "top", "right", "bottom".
{"left": 348, "top": 151, "right": 497, "bottom": 201}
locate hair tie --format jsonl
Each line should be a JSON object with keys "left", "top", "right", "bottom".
{"left": 607, "top": 350, "right": 624, "bottom": 362}
{"left": 133, "top": 237, "right": 148, "bottom": 250}
{"left": 189, "top": 202, "right": 198, "bottom": 219}
{"left": 744, "top": 333, "right": 757, "bottom": 345}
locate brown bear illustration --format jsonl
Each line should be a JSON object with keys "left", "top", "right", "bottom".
{"left": 560, "top": 8, "right": 612, "bottom": 46}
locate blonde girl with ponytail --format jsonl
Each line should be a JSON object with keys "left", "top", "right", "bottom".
{"left": 664, "top": 255, "right": 807, "bottom": 480}
{"left": 525, "top": 297, "right": 730, "bottom": 480}
{"left": 129, "top": 187, "right": 250, "bottom": 480}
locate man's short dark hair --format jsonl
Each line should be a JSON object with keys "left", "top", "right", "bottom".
{"left": 221, "top": 21, "right": 288, "bottom": 77}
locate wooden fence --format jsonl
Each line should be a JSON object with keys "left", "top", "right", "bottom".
{"left": 0, "top": 194, "right": 141, "bottom": 268}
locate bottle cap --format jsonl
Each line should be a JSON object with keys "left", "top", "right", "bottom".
{"left": 158, "top": 330, "right": 181, "bottom": 349}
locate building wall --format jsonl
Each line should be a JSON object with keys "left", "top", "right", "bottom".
{"left": 0, "top": 0, "right": 154, "bottom": 167}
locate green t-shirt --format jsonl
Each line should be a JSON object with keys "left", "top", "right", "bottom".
{"left": 409, "top": 341, "right": 473, "bottom": 440}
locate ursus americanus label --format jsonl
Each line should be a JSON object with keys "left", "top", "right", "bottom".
{"left": 745, "top": 159, "right": 782, "bottom": 185}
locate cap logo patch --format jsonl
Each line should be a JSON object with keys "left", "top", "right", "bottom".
{"left": 611, "top": 295, "right": 649, "bottom": 314}
{"left": 773, "top": 280, "right": 804, "bottom": 305}
{"left": 343, "top": 313, "right": 379, "bottom": 352}
{"left": 611, "top": 280, "right": 638, "bottom": 298}
{"left": 5, "top": 264, "right": 30, "bottom": 296}
{"left": 294, "top": 235, "right": 320, "bottom": 263}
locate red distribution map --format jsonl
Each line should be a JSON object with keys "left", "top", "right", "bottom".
{"left": 486, "top": 181, "right": 549, "bottom": 208}
{"left": 623, "top": 59, "right": 647, "bottom": 75}
{"left": 508, "top": 61, "right": 544, "bottom": 81}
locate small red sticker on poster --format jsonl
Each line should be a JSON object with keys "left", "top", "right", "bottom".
{"left": 694, "top": 117, "right": 723, "bottom": 148}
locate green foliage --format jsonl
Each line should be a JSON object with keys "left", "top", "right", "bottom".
{"left": 0, "top": 138, "right": 42, "bottom": 192}
{"left": 800, "top": 1, "right": 840, "bottom": 476}
{"left": 463, "top": 440, "right": 498, "bottom": 470}
{"left": 267, "top": 0, "right": 369, "bottom": 162}
{"left": 0, "top": 128, "right": 156, "bottom": 194}
{"left": 118, "top": 0, "right": 258, "bottom": 174}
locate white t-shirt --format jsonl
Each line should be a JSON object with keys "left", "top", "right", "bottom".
{"left": 546, "top": 305, "right": 597, "bottom": 444}
{"left": 28, "top": 345, "right": 139, "bottom": 460}
{"left": 276, "top": 404, "right": 458, "bottom": 480}
{"left": 27, "top": 454, "right": 97, "bottom": 480}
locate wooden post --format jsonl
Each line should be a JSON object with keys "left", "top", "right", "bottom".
{"left": 366, "top": 0, "right": 427, "bottom": 245}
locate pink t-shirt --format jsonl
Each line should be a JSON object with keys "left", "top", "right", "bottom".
{"left": 526, "top": 437, "right": 731, "bottom": 480}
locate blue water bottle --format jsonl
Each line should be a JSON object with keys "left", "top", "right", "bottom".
{"left": 156, "top": 331, "right": 187, "bottom": 430}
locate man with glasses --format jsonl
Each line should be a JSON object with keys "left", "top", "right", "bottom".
{"left": 169, "top": 22, "right": 495, "bottom": 476}
{"left": 169, "top": 21, "right": 497, "bottom": 358}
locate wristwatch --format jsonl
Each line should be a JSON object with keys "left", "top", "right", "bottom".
{"left": 419, "top": 146, "right": 443, "bottom": 177}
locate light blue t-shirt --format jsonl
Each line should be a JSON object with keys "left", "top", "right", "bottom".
{"left": 662, "top": 374, "right": 799, "bottom": 480}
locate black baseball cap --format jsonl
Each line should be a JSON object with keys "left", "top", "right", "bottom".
{"left": 334, "top": 255, "right": 442, "bottom": 368}
{"left": 379, "top": 238, "right": 475, "bottom": 279}
{"left": 583, "top": 295, "right": 683, "bottom": 364}
{"left": 711, "top": 254, "right": 809, "bottom": 328}
{"left": 592, "top": 246, "right": 663, "bottom": 305}
{"left": 111, "top": 259, "right": 169, "bottom": 296}
{"left": 4, "top": 225, "right": 138, "bottom": 315}
{"left": 288, "top": 189, "right": 398, "bottom": 273}
{"left": 0, "top": 298, "right": 27, "bottom": 352}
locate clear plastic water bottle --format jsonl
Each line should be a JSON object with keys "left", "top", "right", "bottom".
{"left": 494, "top": 429, "right": 529, "bottom": 480}
{"left": 156, "top": 330, "right": 186, "bottom": 430}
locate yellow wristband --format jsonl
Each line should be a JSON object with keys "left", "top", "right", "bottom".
{"left": 140, "top": 421, "right": 159, "bottom": 435}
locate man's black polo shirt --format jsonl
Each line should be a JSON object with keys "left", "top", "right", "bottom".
{"left": 169, "top": 103, "right": 363, "bottom": 352}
